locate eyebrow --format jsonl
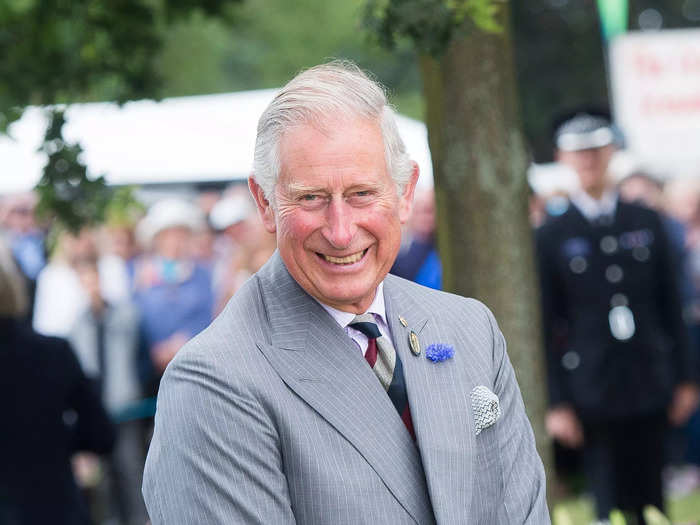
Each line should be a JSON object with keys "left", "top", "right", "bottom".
{"left": 286, "top": 182, "right": 325, "bottom": 194}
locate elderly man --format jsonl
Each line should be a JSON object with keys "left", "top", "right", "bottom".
{"left": 143, "top": 61, "right": 548, "bottom": 524}
{"left": 537, "top": 112, "right": 699, "bottom": 524}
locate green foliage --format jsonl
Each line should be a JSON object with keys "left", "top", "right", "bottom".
{"left": 553, "top": 492, "right": 700, "bottom": 524}
{"left": 105, "top": 186, "right": 145, "bottom": 227}
{"left": 0, "top": 0, "right": 240, "bottom": 130}
{"left": 0, "top": 0, "right": 239, "bottom": 231}
{"left": 0, "top": 0, "right": 159, "bottom": 129}
{"left": 154, "top": 0, "right": 423, "bottom": 117}
{"left": 449, "top": 0, "right": 502, "bottom": 32}
{"left": 641, "top": 505, "right": 671, "bottom": 525}
{"left": 363, "top": 0, "right": 503, "bottom": 57}
{"left": 609, "top": 509, "right": 626, "bottom": 525}
{"left": 34, "top": 110, "right": 113, "bottom": 233}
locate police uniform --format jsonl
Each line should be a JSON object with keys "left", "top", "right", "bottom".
{"left": 536, "top": 197, "right": 695, "bottom": 519}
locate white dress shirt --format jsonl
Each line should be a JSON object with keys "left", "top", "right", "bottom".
{"left": 570, "top": 189, "right": 618, "bottom": 223}
{"left": 316, "top": 282, "right": 394, "bottom": 356}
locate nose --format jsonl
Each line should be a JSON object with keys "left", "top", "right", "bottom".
{"left": 322, "top": 198, "right": 357, "bottom": 249}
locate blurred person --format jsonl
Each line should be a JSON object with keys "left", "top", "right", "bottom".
{"left": 190, "top": 224, "right": 218, "bottom": 267}
{"left": 192, "top": 189, "right": 223, "bottom": 266}
{"left": 390, "top": 188, "right": 441, "bottom": 289}
{"left": 536, "top": 112, "right": 699, "bottom": 524}
{"left": 618, "top": 171, "right": 665, "bottom": 211}
{"left": 32, "top": 228, "right": 129, "bottom": 338}
{"left": 664, "top": 179, "right": 700, "bottom": 315}
{"left": 665, "top": 178, "right": 700, "bottom": 255}
{"left": 209, "top": 192, "right": 276, "bottom": 313}
{"left": 133, "top": 198, "right": 214, "bottom": 388}
{"left": 0, "top": 236, "right": 115, "bottom": 525}
{"left": 0, "top": 192, "right": 46, "bottom": 318}
{"left": 619, "top": 171, "right": 700, "bottom": 486}
{"left": 618, "top": 171, "right": 691, "bottom": 304}
{"left": 69, "top": 256, "right": 147, "bottom": 525}
{"left": 196, "top": 188, "right": 222, "bottom": 218}
{"left": 101, "top": 224, "right": 139, "bottom": 284}
{"left": 105, "top": 225, "right": 138, "bottom": 263}
{"left": 663, "top": 177, "right": 700, "bottom": 490}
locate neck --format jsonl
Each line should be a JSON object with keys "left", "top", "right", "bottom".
{"left": 584, "top": 186, "right": 607, "bottom": 200}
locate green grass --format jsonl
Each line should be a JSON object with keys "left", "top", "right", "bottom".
{"left": 553, "top": 490, "right": 700, "bottom": 524}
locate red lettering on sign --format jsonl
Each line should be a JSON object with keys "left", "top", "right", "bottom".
{"left": 641, "top": 94, "right": 700, "bottom": 115}
{"left": 633, "top": 52, "right": 666, "bottom": 77}
{"left": 681, "top": 51, "right": 700, "bottom": 74}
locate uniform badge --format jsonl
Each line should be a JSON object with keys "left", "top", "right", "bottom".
{"left": 562, "top": 237, "right": 592, "bottom": 258}
{"left": 609, "top": 305, "right": 635, "bottom": 340}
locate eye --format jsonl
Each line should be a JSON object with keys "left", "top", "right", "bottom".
{"left": 296, "top": 193, "right": 326, "bottom": 209}
{"left": 347, "top": 189, "right": 374, "bottom": 205}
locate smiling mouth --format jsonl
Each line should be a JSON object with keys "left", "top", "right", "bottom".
{"left": 319, "top": 249, "right": 368, "bottom": 265}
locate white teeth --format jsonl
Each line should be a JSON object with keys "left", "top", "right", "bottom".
{"left": 323, "top": 250, "right": 365, "bottom": 265}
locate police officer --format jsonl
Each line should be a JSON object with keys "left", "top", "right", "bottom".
{"left": 536, "top": 112, "right": 699, "bottom": 524}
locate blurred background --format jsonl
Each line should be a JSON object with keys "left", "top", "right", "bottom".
{"left": 2, "top": 1, "right": 700, "bottom": 524}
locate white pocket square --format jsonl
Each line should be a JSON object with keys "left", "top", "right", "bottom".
{"left": 471, "top": 385, "right": 501, "bottom": 435}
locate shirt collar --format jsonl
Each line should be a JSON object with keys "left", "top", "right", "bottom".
{"left": 570, "top": 189, "right": 618, "bottom": 222}
{"left": 317, "top": 281, "right": 387, "bottom": 329}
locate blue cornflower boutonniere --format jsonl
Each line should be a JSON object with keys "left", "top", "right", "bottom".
{"left": 425, "top": 343, "right": 454, "bottom": 363}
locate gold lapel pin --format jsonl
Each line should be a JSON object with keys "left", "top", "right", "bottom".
{"left": 409, "top": 331, "right": 421, "bottom": 356}
{"left": 398, "top": 316, "right": 408, "bottom": 327}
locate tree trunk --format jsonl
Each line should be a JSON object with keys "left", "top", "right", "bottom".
{"left": 419, "top": 4, "right": 554, "bottom": 501}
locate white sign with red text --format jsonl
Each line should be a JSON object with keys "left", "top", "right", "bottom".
{"left": 611, "top": 29, "right": 700, "bottom": 177}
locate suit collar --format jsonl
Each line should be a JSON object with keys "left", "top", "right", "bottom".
{"left": 255, "top": 253, "right": 435, "bottom": 524}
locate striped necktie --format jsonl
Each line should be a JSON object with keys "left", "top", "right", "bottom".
{"left": 349, "top": 314, "right": 415, "bottom": 439}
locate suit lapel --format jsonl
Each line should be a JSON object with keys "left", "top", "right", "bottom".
{"left": 254, "top": 254, "right": 433, "bottom": 524}
{"left": 384, "top": 275, "right": 476, "bottom": 521}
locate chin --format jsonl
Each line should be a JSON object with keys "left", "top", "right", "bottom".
{"left": 320, "top": 284, "right": 375, "bottom": 309}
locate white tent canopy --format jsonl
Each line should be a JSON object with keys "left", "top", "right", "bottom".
{"left": 1, "top": 89, "right": 433, "bottom": 195}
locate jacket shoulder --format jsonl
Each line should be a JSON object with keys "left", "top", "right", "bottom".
{"left": 385, "top": 274, "right": 493, "bottom": 323}
{"left": 165, "top": 275, "right": 267, "bottom": 375}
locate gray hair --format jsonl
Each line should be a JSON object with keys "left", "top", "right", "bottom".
{"left": 0, "top": 236, "right": 28, "bottom": 318}
{"left": 253, "top": 60, "right": 413, "bottom": 202}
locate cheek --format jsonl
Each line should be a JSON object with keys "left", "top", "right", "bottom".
{"left": 277, "top": 211, "right": 320, "bottom": 246}
{"left": 366, "top": 213, "right": 402, "bottom": 249}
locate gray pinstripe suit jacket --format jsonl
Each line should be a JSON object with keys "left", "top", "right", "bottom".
{"left": 143, "top": 252, "right": 549, "bottom": 524}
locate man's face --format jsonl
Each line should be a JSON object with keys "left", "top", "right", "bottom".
{"left": 250, "top": 117, "right": 418, "bottom": 313}
{"left": 556, "top": 144, "right": 614, "bottom": 196}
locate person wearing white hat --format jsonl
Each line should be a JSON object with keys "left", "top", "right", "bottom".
{"left": 133, "top": 198, "right": 214, "bottom": 387}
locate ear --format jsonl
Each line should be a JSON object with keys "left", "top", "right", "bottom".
{"left": 398, "top": 162, "right": 420, "bottom": 224}
{"left": 248, "top": 176, "right": 277, "bottom": 234}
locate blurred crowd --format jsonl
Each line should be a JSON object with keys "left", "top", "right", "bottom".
{"left": 0, "top": 176, "right": 441, "bottom": 525}
{"left": 0, "top": 184, "right": 276, "bottom": 525}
